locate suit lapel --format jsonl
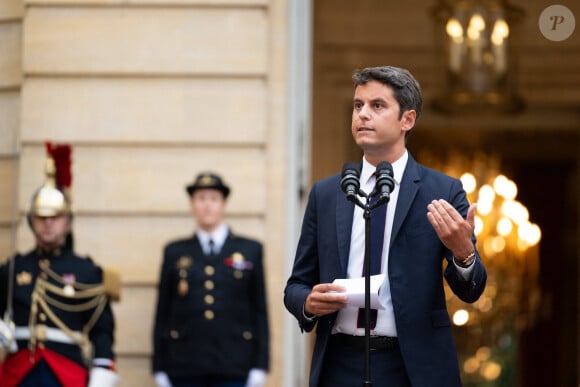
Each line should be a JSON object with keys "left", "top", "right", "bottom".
{"left": 391, "top": 156, "right": 421, "bottom": 243}
{"left": 336, "top": 187, "right": 354, "bottom": 275}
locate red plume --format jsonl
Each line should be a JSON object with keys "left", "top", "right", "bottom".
{"left": 45, "top": 141, "right": 72, "bottom": 189}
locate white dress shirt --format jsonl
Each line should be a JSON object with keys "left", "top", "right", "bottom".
{"left": 332, "top": 152, "right": 408, "bottom": 337}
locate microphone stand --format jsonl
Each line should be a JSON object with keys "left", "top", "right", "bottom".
{"left": 350, "top": 189, "right": 388, "bottom": 387}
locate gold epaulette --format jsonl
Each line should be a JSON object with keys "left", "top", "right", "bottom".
{"left": 103, "top": 268, "right": 121, "bottom": 302}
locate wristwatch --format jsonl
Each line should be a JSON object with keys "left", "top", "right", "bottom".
{"left": 454, "top": 251, "right": 476, "bottom": 268}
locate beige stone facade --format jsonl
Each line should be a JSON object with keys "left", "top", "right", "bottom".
{"left": 1, "top": 0, "right": 289, "bottom": 385}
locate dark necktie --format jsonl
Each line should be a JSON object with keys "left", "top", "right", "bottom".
{"left": 357, "top": 194, "right": 386, "bottom": 329}
{"left": 208, "top": 239, "right": 216, "bottom": 256}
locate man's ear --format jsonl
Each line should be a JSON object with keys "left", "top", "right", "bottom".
{"left": 401, "top": 109, "right": 416, "bottom": 132}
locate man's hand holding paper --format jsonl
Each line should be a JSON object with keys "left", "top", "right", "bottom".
{"left": 332, "top": 274, "right": 386, "bottom": 310}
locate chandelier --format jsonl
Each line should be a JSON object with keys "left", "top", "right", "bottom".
{"left": 421, "top": 152, "right": 541, "bottom": 385}
{"left": 431, "top": 0, "right": 525, "bottom": 113}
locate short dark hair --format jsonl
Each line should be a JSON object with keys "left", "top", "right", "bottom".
{"left": 352, "top": 66, "right": 423, "bottom": 122}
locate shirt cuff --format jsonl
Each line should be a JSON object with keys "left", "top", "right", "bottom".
{"left": 453, "top": 257, "right": 475, "bottom": 280}
{"left": 302, "top": 304, "right": 317, "bottom": 322}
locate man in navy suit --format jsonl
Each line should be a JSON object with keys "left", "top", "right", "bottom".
{"left": 284, "top": 66, "right": 487, "bottom": 387}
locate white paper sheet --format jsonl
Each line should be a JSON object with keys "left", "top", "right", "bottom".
{"left": 332, "top": 274, "right": 385, "bottom": 310}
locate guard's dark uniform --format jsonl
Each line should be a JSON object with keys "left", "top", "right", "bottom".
{"left": 152, "top": 231, "right": 269, "bottom": 382}
{"left": 0, "top": 246, "right": 116, "bottom": 386}
{"left": 0, "top": 142, "right": 118, "bottom": 386}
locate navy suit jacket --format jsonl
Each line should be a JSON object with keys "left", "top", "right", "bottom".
{"left": 284, "top": 154, "right": 487, "bottom": 387}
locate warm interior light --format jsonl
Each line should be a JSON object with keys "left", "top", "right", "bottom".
{"left": 474, "top": 215, "right": 484, "bottom": 236}
{"left": 490, "top": 236, "right": 506, "bottom": 253}
{"left": 480, "top": 361, "right": 502, "bottom": 381}
{"left": 478, "top": 184, "right": 495, "bottom": 202}
{"left": 493, "top": 18, "right": 510, "bottom": 38}
{"left": 453, "top": 309, "right": 470, "bottom": 326}
{"left": 464, "top": 357, "right": 480, "bottom": 373}
{"left": 496, "top": 217, "right": 513, "bottom": 236}
{"left": 469, "top": 13, "right": 486, "bottom": 32}
{"left": 475, "top": 295, "right": 493, "bottom": 312}
{"left": 518, "top": 222, "right": 542, "bottom": 246}
{"left": 446, "top": 18, "right": 464, "bottom": 39}
{"left": 502, "top": 200, "right": 529, "bottom": 225}
{"left": 460, "top": 173, "right": 477, "bottom": 194}
{"left": 475, "top": 347, "right": 491, "bottom": 361}
{"left": 493, "top": 175, "right": 517, "bottom": 199}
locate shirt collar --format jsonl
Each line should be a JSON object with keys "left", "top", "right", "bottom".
{"left": 197, "top": 223, "right": 229, "bottom": 248}
{"left": 361, "top": 150, "right": 408, "bottom": 187}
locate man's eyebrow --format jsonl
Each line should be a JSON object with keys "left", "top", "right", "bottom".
{"left": 353, "top": 97, "right": 387, "bottom": 103}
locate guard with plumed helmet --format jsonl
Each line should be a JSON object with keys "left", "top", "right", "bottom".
{"left": 0, "top": 142, "right": 121, "bottom": 387}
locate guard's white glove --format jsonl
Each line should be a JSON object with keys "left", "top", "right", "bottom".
{"left": 0, "top": 319, "right": 17, "bottom": 353}
{"left": 154, "top": 371, "right": 173, "bottom": 387}
{"left": 246, "top": 368, "right": 267, "bottom": 387}
{"left": 87, "top": 367, "right": 120, "bottom": 387}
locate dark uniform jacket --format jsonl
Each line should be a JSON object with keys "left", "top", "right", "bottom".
{"left": 0, "top": 246, "right": 116, "bottom": 368}
{"left": 152, "top": 231, "right": 269, "bottom": 381}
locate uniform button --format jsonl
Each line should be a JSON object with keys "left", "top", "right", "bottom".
{"left": 204, "top": 280, "right": 214, "bottom": 290}
{"left": 234, "top": 270, "right": 243, "bottom": 279}
{"left": 205, "top": 265, "right": 215, "bottom": 276}
{"left": 204, "top": 310, "right": 215, "bottom": 320}
{"left": 204, "top": 295, "right": 215, "bottom": 305}
{"left": 170, "top": 330, "right": 179, "bottom": 339}
{"left": 243, "top": 331, "right": 253, "bottom": 340}
{"left": 179, "top": 269, "right": 187, "bottom": 278}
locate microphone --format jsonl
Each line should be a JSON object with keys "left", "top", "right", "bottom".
{"left": 375, "top": 161, "right": 395, "bottom": 203}
{"left": 341, "top": 162, "right": 360, "bottom": 203}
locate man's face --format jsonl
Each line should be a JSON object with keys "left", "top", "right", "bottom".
{"left": 190, "top": 189, "right": 226, "bottom": 232}
{"left": 351, "top": 80, "right": 415, "bottom": 158}
{"left": 31, "top": 215, "right": 71, "bottom": 249}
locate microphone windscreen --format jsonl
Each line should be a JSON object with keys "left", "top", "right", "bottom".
{"left": 342, "top": 162, "right": 360, "bottom": 177}
{"left": 341, "top": 162, "right": 360, "bottom": 195}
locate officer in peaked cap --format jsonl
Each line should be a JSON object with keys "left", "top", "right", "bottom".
{"left": 0, "top": 143, "right": 120, "bottom": 387}
{"left": 152, "top": 172, "right": 270, "bottom": 387}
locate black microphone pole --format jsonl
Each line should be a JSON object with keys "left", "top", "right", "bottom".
{"left": 363, "top": 161, "right": 394, "bottom": 386}
{"left": 362, "top": 197, "right": 373, "bottom": 386}
{"left": 342, "top": 162, "right": 394, "bottom": 387}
